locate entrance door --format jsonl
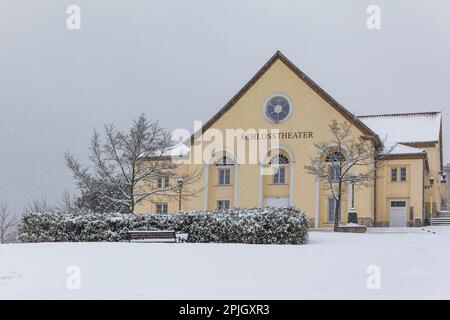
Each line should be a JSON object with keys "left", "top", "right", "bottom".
{"left": 264, "top": 197, "right": 290, "bottom": 208}
{"left": 389, "top": 200, "right": 407, "bottom": 227}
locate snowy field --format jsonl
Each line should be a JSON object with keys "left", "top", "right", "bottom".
{"left": 2, "top": 227, "right": 450, "bottom": 299}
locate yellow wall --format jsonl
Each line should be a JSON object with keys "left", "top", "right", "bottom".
{"left": 376, "top": 159, "right": 425, "bottom": 226}
{"left": 423, "top": 144, "right": 443, "bottom": 213}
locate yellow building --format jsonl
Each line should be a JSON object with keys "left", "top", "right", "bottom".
{"left": 135, "top": 51, "right": 446, "bottom": 228}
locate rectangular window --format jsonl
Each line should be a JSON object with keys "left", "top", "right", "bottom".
{"left": 217, "top": 200, "right": 230, "bottom": 210}
{"left": 273, "top": 167, "right": 286, "bottom": 184}
{"left": 391, "top": 167, "right": 398, "bottom": 182}
{"left": 156, "top": 203, "right": 168, "bottom": 214}
{"left": 391, "top": 201, "right": 406, "bottom": 208}
{"left": 157, "top": 176, "right": 169, "bottom": 189}
{"left": 400, "top": 167, "right": 407, "bottom": 182}
{"left": 219, "top": 169, "right": 231, "bottom": 185}
{"left": 327, "top": 197, "right": 341, "bottom": 223}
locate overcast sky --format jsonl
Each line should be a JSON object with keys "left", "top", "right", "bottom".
{"left": 0, "top": 0, "right": 449, "bottom": 213}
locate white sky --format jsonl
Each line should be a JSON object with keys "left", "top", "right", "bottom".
{"left": 0, "top": 0, "right": 449, "bottom": 213}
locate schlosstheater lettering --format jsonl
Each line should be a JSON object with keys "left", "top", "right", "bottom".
{"left": 241, "top": 131, "right": 314, "bottom": 141}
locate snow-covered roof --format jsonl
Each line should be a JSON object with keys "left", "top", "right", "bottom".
{"left": 165, "top": 143, "right": 190, "bottom": 157}
{"left": 358, "top": 112, "right": 442, "bottom": 144}
{"left": 387, "top": 142, "right": 424, "bottom": 155}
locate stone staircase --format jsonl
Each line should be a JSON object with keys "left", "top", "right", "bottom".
{"left": 430, "top": 210, "right": 450, "bottom": 226}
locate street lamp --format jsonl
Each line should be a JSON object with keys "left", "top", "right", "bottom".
{"left": 177, "top": 177, "right": 184, "bottom": 211}
{"left": 350, "top": 175, "right": 356, "bottom": 209}
{"left": 348, "top": 174, "right": 357, "bottom": 224}
{"left": 430, "top": 177, "right": 435, "bottom": 217}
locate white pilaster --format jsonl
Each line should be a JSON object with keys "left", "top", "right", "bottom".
{"left": 289, "top": 162, "right": 294, "bottom": 207}
{"left": 314, "top": 177, "right": 320, "bottom": 228}
{"left": 234, "top": 164, "right": 238, "bottom": 207}
{"left": 258, "top": 165, "right": 263, "bottom": 207}
{"left": 348, "top": 181, "right": 353, "bottom": 211}
{"left": 204, "top": 164, "right": 209, "bottom": 210}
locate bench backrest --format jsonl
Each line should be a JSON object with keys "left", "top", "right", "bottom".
{"left": 127, "top": 230, "right": 176, "bottom": 239}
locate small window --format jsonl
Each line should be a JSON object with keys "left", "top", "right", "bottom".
{"left": 273, "top": 167, "right": 286, "bottom": 184}
{"left": 328, "top": 197, "right": 341, "bottom": 223}
{"left": 391, "top": 167, "right": 398, "bottom": 182}
{"left": 391, "top": 201, "right": 406, "bottom": 208}
{"left": 264, "top": 95, "right": 291, "bottom": 123}
{"left": 217, "top": 200, "right": 230, "bottom": 210}
{"left": 157, "top": 176, "right": 169, "bottom": 189}
{"left": 156, "top": 203, "right": 168, "bottom": 214}
{"left": 400, "top": 167, "right": 407, "bottom": 182}
{"left": 218, "top": 169, "right": 231, "bottom": 185}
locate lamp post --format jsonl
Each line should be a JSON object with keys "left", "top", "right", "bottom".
{"left": 430, "top": 176, "right": 435, "bottom": 218}
{"left": 351, "top": 178, "right": 356, "bottom": 209}
{"left": 348, "top": 174, "right": 357, "bottom": 224}
{"left": 177, "top": 177, "right": 184, "bottom": 211}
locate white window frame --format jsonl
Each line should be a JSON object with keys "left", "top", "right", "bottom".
{"left": 218, "top": 168, "right": 231, "bottom": 185}
{"left": 157, "top": 175, "right": 169, "bottom": 189}
{"left": 262, "top": 93, "right": 293, "bottom": 124}
{"left": 272, "top": 166, "right": 286, "bottom": 184}
{"left": 156, "top": 202, "right": 168, "bottom": 214}
{"left": 391, "top": 167, "right": 398, "bottom": 182}
{"left": 400, "top": 167, "right": 407, "bottom": 182}
{"left": 217, "top": 199, "right": 230, "bottom": 210}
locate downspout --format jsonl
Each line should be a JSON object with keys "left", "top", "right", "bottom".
{"left": 422, "top": 157, "right": 426, "bottom": 225}
{"left": 373, "top": 159, "right": 377, "bottom": 227}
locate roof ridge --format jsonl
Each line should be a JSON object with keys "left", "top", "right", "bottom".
{"left": 358, "top": 111, "right": 441, "bottom": 119}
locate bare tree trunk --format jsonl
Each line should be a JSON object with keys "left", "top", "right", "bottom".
{"left": 334, "top": 181, "right": 342, "bottom": 232}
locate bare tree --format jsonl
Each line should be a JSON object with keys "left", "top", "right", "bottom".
{"left": 57, "top": 191, "right": 82, "bottom": 213}
{"left": 65, "top": 114, "right": 202, "bottom": 213}
{"left": 305, "top": 120, "right": 388, "bottom": 231}
{"left": 25, "top": 197, "right": 53, "bottom": 213}
{"left": 0, "top": 202, "right": 18, "bottom": 244}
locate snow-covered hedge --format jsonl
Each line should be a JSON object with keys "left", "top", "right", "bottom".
{"left": 182, "top": 208, "right": 309, "bottom": 244}
{"left": 18, "top": 207, "right": 309, "bottom": 245}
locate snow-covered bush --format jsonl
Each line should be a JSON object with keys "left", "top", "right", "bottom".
{"left": 18, "top": 207, "right": 308, "bottom": 245}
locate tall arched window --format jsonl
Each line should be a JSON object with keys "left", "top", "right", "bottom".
{"left": 325, "top": 152, "right": 345, "bottom": 182}
{"left": 269, "top": 154, "right": 289, "bottom": 184}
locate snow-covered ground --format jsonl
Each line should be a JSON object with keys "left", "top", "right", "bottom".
{"left": 2, "top": 227, "right": 450, "bottom": 299}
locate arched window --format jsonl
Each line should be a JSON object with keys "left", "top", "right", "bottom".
{"left": 325, "top": 152, "right": 345, "bottom": 182}
{"left": 269, "top": 154, "right": 289, "bottom": 165}
{"left": 215, "top": 156, "right": 234, "bottom": 186}
{"left": 269, "top": 154, "right": 289, "bottom": 184}
{"left": 214, "top": 156, "right": 234, "bottom": 166}
{"left": 325, "top": 152, "right": 345, "bottom": 163}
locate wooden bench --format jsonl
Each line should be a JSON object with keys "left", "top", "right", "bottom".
{"left": 125, "top": 230, "right": 177, "bottom": 243}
